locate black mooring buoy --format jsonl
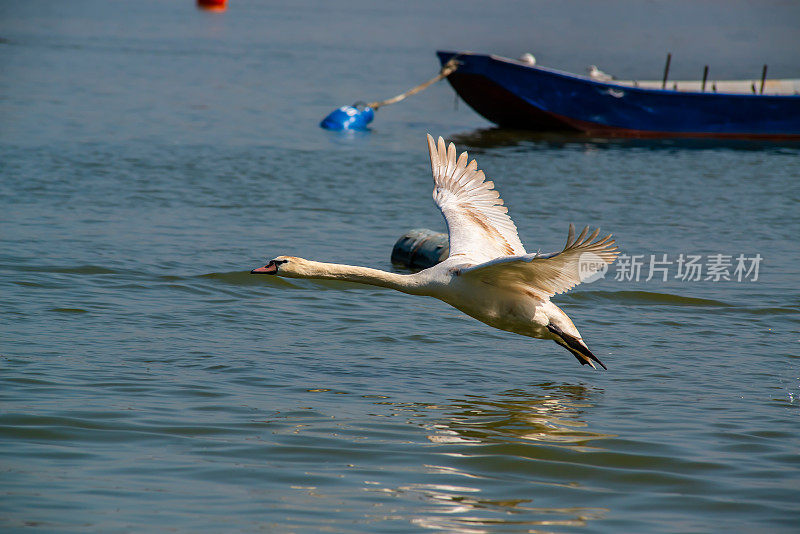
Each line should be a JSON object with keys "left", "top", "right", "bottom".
{"left": 391, "top": 229, "right": 448, "bottom": 270}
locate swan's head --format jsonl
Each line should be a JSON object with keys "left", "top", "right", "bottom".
{"left": 250, "top": 256, "right": 309, "bottom": 278}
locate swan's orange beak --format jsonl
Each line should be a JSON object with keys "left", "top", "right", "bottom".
{"left": 251, "top": 262, "right": 278, "bottom": 275}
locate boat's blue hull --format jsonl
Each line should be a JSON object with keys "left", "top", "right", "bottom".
{"left": 437, "top": 51, "right": 800, "bottom": 138}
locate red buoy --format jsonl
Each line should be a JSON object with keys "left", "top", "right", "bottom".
{"left": 197, "top": 0, "right": 227, "bottom": 12}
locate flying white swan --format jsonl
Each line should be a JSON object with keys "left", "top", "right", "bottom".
{"left": 252, "top": 135, "right": 619, "bottom": 369}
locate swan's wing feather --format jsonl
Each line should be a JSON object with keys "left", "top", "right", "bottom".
{"left": 427, "top": 134, "right": 526, "bottom": 263}
{"left": 459, "top": 224, "right": 619, "bottom": 300}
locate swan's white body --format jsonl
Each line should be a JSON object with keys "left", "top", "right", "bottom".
{"left": 252, "top": 135, "right": 619, "bottom": 369}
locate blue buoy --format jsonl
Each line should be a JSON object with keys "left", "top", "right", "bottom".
{"left": 319, "top": 59, "right": 460, "bottom": 132}
{"left": 320, "top": 104, "right": 375, "bottom": 131}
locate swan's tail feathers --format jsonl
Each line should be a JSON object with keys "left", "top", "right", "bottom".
{"left": 547, "top": 323, "right": 608, "bottom": 370}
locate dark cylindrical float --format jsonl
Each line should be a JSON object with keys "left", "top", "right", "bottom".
{"left": 391, "top": 229, "right": 449, "bottom": 269}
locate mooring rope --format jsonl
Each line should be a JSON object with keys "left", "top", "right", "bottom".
{"left": 365, "top": 58, "right": 460, "bottom": 110}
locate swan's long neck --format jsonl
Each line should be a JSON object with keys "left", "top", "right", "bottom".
{"left": 288, "top": 260, "right": 426, "bottom": 295}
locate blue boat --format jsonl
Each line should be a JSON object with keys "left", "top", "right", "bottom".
{"left": 437, "top": 51, "right": 800, "bottom": 139}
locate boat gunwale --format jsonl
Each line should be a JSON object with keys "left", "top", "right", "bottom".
{"left": 441, "top": 50, "right": 800, "bottom": 100}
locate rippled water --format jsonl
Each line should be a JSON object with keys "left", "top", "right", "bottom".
{"left": 2, "top": 1, "right": 799, "bottom": 532}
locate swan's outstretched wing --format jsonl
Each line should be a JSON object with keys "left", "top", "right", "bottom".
{"left": 459, "top": 224, "right": 618, "bottom": 300}
{"left": 427, "top": 135, "right": 526, "bottom": 263}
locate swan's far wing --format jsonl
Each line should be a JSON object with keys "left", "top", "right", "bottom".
{"left": 459, "top": 224, "right": 619, "bottom": 300}
{"left": 427, "top": 135, "right": 525, "bottom": 263}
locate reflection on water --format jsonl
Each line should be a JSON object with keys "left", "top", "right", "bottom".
{"left": 379, "top": 382, "right": 613, "bottom": 449}
{"left": 425, "top": 382, "right": 613, "bottom": 449}
{"left": 450, "top": 127, "right": 800, "bottom": 152}
{"left": 367, "top": 383, "right": 611, "bottom": 532}
{"left": 411, "top": 509, "right": 607, "bottom": 534}
{"left": 365, "top": 472, "right": 608, "bottom": 533}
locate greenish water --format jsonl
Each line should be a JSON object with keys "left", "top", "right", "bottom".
{"left": 1, "top": 1, "right": 799, "bottom": 532}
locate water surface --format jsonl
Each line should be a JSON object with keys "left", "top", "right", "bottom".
{"left": 2, "top": 1, "right": 799, "bottom": 532}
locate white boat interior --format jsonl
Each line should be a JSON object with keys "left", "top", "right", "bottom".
{"left": 613, "top": 78, "right": 800, "bottom": 95}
